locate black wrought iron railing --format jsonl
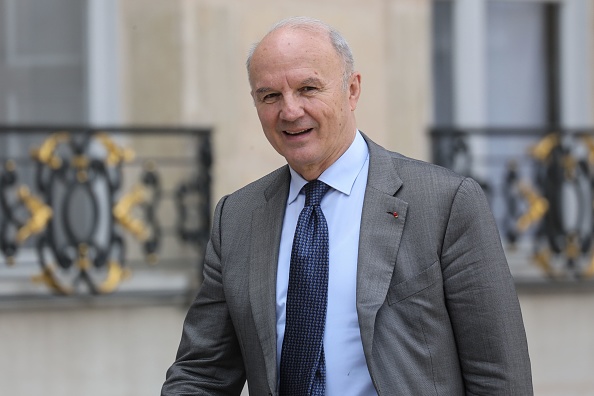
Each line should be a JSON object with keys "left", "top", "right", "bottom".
{"left": 0, "top": 125, "right": 211, "bottom": 301}
{"left": 431, "top": 127, "right": 594, "bottom": 286}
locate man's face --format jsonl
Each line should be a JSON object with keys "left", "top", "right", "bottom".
{"left": 248, "top": 27, "right": 361, "bottom": 180}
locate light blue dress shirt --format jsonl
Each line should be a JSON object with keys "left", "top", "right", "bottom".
{"left": 276, "top": 131, "right": 377, "bottom": 395}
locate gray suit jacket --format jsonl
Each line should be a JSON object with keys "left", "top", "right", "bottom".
{"left": 162, "top": 135, "right": 533, "bottom": 395}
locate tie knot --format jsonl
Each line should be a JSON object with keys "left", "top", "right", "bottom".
{"left": 303, "top": 180, "right": 330, "bottom": 207}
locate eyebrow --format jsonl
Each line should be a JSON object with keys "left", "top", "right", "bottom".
{"left": 254, "top": 77, "right": 325, "bottom": 96}
{"left": 255, "top": 87, "right": 273, "bottom": 95}
{"left": 301, "top": 77, "right": 323, "bottom": 87}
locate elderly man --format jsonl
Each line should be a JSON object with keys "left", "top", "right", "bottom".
{"left": 162, "top": 17, "right": 533, "bottom": 395}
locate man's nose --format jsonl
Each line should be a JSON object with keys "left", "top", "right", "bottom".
{"left": 279, "top": 95, "right": 304, "bottom": 121}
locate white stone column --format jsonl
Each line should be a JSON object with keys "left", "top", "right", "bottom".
{"left": 453, "top": 0, "right": 487, "bottom": 127}
{"left": 453, "top": 0, "right": 487, "bottom": 128}
{"left": 87, "top": 0, "right": 122, "bottom": 125}
{"left": 560, "top": 0, "right": 593, "bottom": 128}
{"left": 451, "top": 0, "right": 488, "bottom": 179}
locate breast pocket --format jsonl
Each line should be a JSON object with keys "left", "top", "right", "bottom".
{"left": 387, "top": 261, "right": 442, "bottom": 305}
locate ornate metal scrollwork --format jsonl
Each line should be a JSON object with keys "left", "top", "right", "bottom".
{"left": 0, "top": 132, "right": 162, "bottom": 294}
{"left": 176, "top": 135, "right": 211, "bottom": 248}
{"left": 0, "top": 160, "right": 53, "bottom": 266}
{"left": 504, "top": 133, "right": 594, "bottom": 279}
{"left": 503, "top": 161, "right": 549, "bottom": 245}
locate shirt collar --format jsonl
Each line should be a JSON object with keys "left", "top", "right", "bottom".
{"left": 287, "top": 131, "right": 369, "bottom": 204}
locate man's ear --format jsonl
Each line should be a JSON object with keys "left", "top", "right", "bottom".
{"left": 348, "top": 72, "right": 362, "bottom": 111}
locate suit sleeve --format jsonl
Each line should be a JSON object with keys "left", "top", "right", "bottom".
{"left": 161, "top": 195, "right": 246, "bottom": 396}
{"left": 441, "top": 177, "right": 533, "bottom": 395}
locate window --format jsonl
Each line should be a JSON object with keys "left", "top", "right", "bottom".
{"left": 432, "top": 0, "right": 592, "bottom": 129}
{"left": 0, "top": 1, "right": 206, "bottom": 300}
{"left": 431, "top": 0, "right": 594, "bottom": 281}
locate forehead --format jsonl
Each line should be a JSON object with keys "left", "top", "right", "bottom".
{"left": 249, "top": 27, "right": 342, "bottom": 87}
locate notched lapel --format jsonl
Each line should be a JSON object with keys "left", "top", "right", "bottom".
{"left": 357, "top": 135, "right": 408, "bottom": 365}
{"left": 248, "top": 167, "right": 289, "bottom": 393}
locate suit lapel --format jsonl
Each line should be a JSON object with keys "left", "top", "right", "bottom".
{"left": 357, "top": 135, "right": 408, "bottom": 366}
{"left": 249, "top": 166, "right": 290, "bottom": 393}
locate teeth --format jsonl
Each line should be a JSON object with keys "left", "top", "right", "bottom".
{"left": 286, "top": 129, "right": 310, "bottom": 135}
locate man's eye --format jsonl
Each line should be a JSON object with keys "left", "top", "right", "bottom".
{"left": 301, "top": 86, "right": 317, "bottom": 93}
{"left": 262, "top": 93, "right": 280, "bottom": 103}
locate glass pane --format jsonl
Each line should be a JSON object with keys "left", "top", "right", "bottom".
{"left": 8, "top": 0, "right": 85, "bottom": 61}
{"left": 0, "top": 0, "right": 87, "bottom": 124}
{"left": 487, "top": 1, "right": 551, "bottom": 127}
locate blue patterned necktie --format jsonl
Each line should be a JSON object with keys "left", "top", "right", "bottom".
{"left": 280, "top": 180, "right": 331, "bottom": 396}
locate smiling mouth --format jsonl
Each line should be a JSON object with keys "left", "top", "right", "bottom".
{"left": 283, "top": 128, "right": 313, "bottom": 136}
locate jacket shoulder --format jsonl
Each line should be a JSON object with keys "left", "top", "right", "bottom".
{"left": 222, "top": 165, "right": 289, "bottom": 209}
{"left": 363, "top": 132, "right": 466, "bottom": 188}
{"left": 391, "top": 152, "right": 466, "bottom": 184}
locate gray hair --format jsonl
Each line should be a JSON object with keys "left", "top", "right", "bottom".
{"left": 246, "top": 16, "right": 355, "bottom": 89}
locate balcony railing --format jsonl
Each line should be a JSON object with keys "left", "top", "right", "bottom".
{"left": 0, "top": 125, "right": 211, "bottom": 304}
{"left": 431, "top": 127, "right": 594, "bottom": 288}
